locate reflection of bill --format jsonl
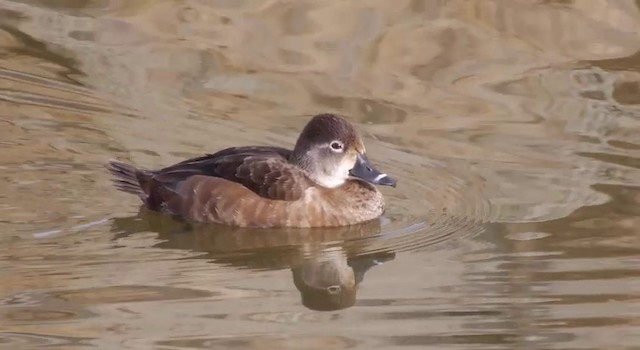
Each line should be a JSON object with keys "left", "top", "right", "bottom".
{"left": 111, "top": 207, "right": 395, "bottom": 311}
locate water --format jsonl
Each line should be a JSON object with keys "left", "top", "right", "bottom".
{"left": 0, "top": 1, "right": 639, "bottom": 349}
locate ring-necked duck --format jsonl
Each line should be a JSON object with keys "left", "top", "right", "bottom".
{"left": 107, "top": 113, "right": 396, "bottom": 227}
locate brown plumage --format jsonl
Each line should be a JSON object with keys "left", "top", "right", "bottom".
{"left": 107, "top": 114, "right": 396, "bottom": 228}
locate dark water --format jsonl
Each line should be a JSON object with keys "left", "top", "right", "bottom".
{"left": 1, "top": 1, "right": 639, "bottom": 349}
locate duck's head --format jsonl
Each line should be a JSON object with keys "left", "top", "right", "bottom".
{"left": 290, "top": 114, "right": 397, "bottom": 188}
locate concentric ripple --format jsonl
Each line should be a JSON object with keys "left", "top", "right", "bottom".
{"left": 106, "top": 147, "right": 494, "bottom": 265}
{"left": 349, "top": 150, "right": 495, "bottom": 256}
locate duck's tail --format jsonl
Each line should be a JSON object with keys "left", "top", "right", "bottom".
{"left": 106, "top": 160, "right": 151, "bottom": 200}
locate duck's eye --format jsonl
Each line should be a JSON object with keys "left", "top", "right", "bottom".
{"left": 330, "top": 141, "right": 344, "bottom": 152}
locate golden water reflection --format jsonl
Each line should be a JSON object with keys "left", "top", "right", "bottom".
{"left": 0, "top": 0, "right": 639, "bottom": 349}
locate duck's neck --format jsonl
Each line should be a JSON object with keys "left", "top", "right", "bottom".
{"left": 290, "top": 150, "right": 347, "bottom": 189}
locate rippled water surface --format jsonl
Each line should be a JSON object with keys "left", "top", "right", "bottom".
{"left": 1, "top": 1, "right": 639, "bottom": 349}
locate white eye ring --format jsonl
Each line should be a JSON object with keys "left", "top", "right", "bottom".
{"left": 329, "top": 140, "right": 344, "bottom": 152}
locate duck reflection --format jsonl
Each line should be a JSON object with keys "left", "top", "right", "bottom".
{"left": 111, "top": 208, "right": 395, "bottom": 311}
{"left": 292, "top": 247, "right": 393, "bottom": 311}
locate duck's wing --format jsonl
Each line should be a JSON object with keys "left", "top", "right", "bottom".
{"left": 151, "top": 146, "right": 313, "bottom": 201}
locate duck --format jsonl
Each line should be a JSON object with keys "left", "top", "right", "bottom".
{"left": 107, "top": 113, "right": 396, "bottom": 228}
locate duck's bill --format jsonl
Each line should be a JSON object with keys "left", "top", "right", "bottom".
{"left": 349, "top": 154, "right": 397, "bottom": 187}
